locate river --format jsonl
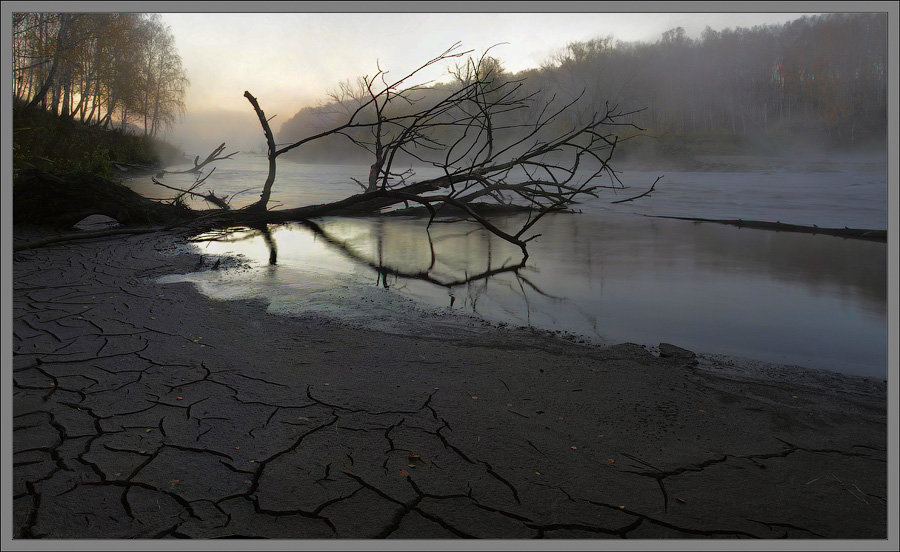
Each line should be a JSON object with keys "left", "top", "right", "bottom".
{"left": 129, "top": 152, "right": 888, "bottom": 379}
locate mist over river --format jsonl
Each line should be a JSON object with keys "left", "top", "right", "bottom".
{"left": 131, "top": 152, "right": 887, "bottom": 379}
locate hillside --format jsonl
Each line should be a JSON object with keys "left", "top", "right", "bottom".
{"left": 13, "top": 101, "right": 186, "bottom": 180}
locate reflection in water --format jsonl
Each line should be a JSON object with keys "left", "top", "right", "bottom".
{"left": 175, "top": 211, "right": 885, "bottom": 379}
{"left": 143, "top": 154, "right": 887, "bottom": 378}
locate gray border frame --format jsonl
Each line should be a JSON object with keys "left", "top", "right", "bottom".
{"left": 3, "top": 2, "right": 897, "bottom": 551}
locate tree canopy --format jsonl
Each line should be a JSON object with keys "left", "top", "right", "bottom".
{"left": 13, "top": 12, "right": 188, "bottom": 137}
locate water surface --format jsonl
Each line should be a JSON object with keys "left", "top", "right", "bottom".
{"left": 146, "top": 154, "right": 887, "bottom": 379}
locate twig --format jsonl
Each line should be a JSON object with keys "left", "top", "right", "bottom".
{"left": 611, "top": 175, "right": 662, "bottom": 204}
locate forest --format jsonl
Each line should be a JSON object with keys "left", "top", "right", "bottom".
{"left": 12, "top": 12, "right": 188, "bottom": 138}
{"left": 278, "top": 13, "right": 888, "bottom": 164}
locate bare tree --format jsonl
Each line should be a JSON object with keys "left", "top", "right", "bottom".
{"left": 233, "top": 43, "right": 648, "bottom": 259}
{"left": 15, "top": 44, "right": 654, "bottom": 256}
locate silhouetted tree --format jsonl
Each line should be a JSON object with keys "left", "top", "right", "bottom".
{"left": 13, "top": 12, "right": 187, "bottom": 136}
{"left": 15, "top": 44, "right": 654, "bottom": 260}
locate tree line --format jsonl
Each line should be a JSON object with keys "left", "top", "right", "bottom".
{"left": 13, "top": 12, "right": 188, "bottom": 138}
{"left": 278, "top": 13, "right": 887, "bottom": 163}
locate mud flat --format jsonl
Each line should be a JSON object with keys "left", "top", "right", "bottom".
{"left": 9, "top": 227, "right": 888, "bottom": 540}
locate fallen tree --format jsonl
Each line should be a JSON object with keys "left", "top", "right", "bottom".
{"left": 14, "top": 44, "right": 654, "bottom": 257}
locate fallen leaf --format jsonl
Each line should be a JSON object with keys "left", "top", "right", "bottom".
{"left": 472, "top": 396, "right": 478, "bottom": 400}
{"left": 400, "top": 470, "right": 410, "bottom": 477}
{"left": 235, "top": 446, "right": 241, "bottom": 450}
{"left": 535, "top": 471, "right": 542, "bottom": 475}
{"left": 619, "top": 505, "right": 626, "bottom": 510}
{"left": 607, "top": 458, "right": 615, "bottom": 463}
{"left": 570, "top": 446, "right": 578, "bottom": 450}
{"left": 176, "top": 397, "right": 183, "bottom": 400}
{"left": 675, "top": 497, "right": 686, "bottom": 504}
{"left": 145, "top": 429, "right": 152, "bottom": 433}
{"left": 171, "top": 479, "right": 180, "bottom": 486}
{"left": 408, "top": 455, "right": 421, "bottom": 461}
{"left": 698, "top": 409, "right": 706, "bottom": 413}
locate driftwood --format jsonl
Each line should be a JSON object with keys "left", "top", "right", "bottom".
{"left": 154, "top": 142, "right": 238, "bottom": 176}
{"left": 13, "top": 170, "right": 197, "bottom": 229}
{"left": 13, "top": 44, "right": 655, "bottom": 258}
{"left": 647, "top": 215, "right": 886, "bottom": 242}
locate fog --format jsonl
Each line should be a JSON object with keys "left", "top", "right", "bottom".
{"left": 268, "top": 14, "right": 885, "bottom": 167}
{"left": 162, "top": 13, "right": 886, "bottom": 171}
{"left": 163, "top": 109, "right": 267, "bottom": 159}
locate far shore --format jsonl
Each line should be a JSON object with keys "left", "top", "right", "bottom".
{"left": 10, "top": 225, "right": 888, "bottom": 539}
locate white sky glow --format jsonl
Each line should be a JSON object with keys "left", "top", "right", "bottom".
{"left": 163, "top": 12, "right": 810, "bottom": 115}
{"left": 155, "top": 10, "right": 812, "bottom": 152}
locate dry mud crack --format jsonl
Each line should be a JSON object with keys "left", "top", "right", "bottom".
{"left": 11, "top": 231, "right": 887, "bottom": 539}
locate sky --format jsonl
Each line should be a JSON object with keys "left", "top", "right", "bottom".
{"left": 158, "top": 10, "right": 813, "bottom": 153}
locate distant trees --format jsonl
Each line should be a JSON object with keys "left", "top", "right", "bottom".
{"left": 540, "top": 13, "right": 887, "bottom": 147}
{"left": 278, "top": 13, "right": 887, "bottom": 158}
{"left": 13, "top": 12, "right": 188, "bottom": 137}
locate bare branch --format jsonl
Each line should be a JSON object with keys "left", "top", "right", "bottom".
{"left": 157, "top": 143, "right": 239, "bottom": 175}
{"left": 610, "top": 175, "right": 663, "bottom": 204}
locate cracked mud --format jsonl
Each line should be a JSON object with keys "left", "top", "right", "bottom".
{"left": 11, "top": 230, "right": 887, "bottom": 539}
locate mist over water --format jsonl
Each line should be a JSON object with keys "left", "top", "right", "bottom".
{"left": 144, "top": 153, "right": 887, "bottom": 379}
{"left": 132, "top": 151, "right": 887, "bottom": 228}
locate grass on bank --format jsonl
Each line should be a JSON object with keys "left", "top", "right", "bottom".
{"left": 13, "top": 101, "right": 186, "bottom": 180}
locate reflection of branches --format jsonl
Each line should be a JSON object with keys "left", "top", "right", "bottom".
{"left": 199, "top": 219, "right": 568, "bottom": 305}
{"left": 188, "top": 220, "right": 608, "bottom": 336}
{"left": 189, "top": 224, "right": 276, "bottom": 265}
{"left": 299, "top": 219, "right": 527, "bottom": 291}
{"left": 257, "top": 223, "right": 278, "bottom": 265}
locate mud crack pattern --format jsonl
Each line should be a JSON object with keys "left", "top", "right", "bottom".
{"left": 12, "top": 233, "right": 887, "bottom": 539}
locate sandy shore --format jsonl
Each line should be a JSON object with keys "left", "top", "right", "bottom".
{"left": 10, "top": 227, "right": 888, "bottom": 540}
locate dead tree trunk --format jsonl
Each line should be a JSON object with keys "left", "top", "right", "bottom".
{"left": 13, "top": 170, "right": 198, "bottom": 228}
{"left": 14, "top": 44, "right": 655, "bottom": 255}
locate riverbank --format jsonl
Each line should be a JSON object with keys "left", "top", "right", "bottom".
{"left": 12, "top": 103, "right": 184, "bottom": 181}
{"left": 10, "top": 226, "right": 888, "bottom": 540}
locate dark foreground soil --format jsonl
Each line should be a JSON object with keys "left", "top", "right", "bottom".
{"left": 9, "top": 227, "right": 888, "bottom": 540}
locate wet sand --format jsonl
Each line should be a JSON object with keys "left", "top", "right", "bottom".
{"left": 10, "top": 227, "right": 888, "bottom": 539}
